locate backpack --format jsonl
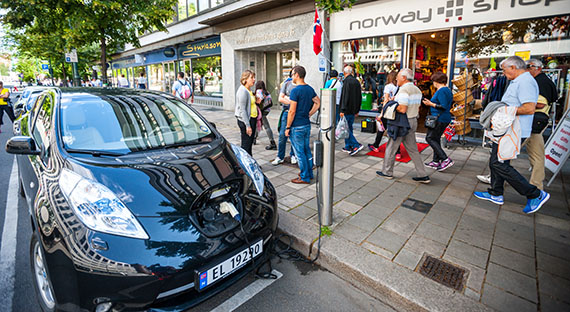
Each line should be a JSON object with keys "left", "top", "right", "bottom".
{"left": 179, "top": 80, "right": 192, "bottom": 99}
{"left": 262, "top": 93, "right": 273, "bottom": 111}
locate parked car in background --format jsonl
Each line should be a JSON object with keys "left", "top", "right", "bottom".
{"left": 7, "top": 87, "right": 278, "bottom": 312}
{"left": 12, "top": 86, "right": 48, "bottom": 116}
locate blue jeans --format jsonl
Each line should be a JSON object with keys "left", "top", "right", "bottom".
{"left": 277, "top": 110, "right": 295, "bottom": 160}
{"left": 343, "top": 114, "right": 360, "bottom": 150}
{"left": 290, "top": 124, "right": 313, "bottom": 182}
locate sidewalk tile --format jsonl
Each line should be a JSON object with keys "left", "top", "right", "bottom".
{"left": 284, "top": 181, "right": 308, "bottom": 190}
{"left": 535, "top": 213, "right": 570, "bottom": 232}
{"left": 458, "top": 214, "right": 496, "bottom": 234}
{"left": 538, "top": 270, "right": 570, "bottom": 303}
{"left": 453, "top": 226, "right": 494, "bottom": 251}
{"left": 347, "top": 212, "right": 383, "bottom": 232}
{"left": 335, "top": 200, "right": 363, "bottom": 214}
{"left": 540, "top": 293, "right": 570, "bottom": 312}
{"left": 445, "top": 239, "right": 489, "bottom": 269}
{"left": 490, "top": 245, "right": 535, "bottom": 277}
{"left": 268, "top": 176, "right": 288, "bottom": 187}
{"left": 308, "top": 208, "right": 349, "bottom": 227}
{"left": 537, "top": 251, "right": 570, "bottom": 281}
{"left": 359, "top": 203, "right": 395, "bottom": 221}
{"left": 414, "top": 220, "right": 453, "bottom": 244}
{"left": 498, "top": 209, "right": 534, "bottom": 228}
{"left": 493, "top": 230, "right": 535, "bottom": 257}
{"left": 335, "top": 170, "right": 354, "bottom": 180}
{"left": 405, "top": 234, "right": 446, "bottom": 258}
{"left": 486, "top": 263, "right": 538, "bottom": 303}
{"left": 536, "top": 235, "right": 570, "bottom": 261}
{"left": 536, "top": 223, "right": 570, "bottom": 246}
{"left": 464, "top": 288, "right": 481, "bottom": 302}
{"left": 362, "top": 242, "right": 394, "bottom": 260}
{"left": 366, "top": 228, "right": 407, "bottom": 254}
{"left": 344, "top": 191, "right": 378, "bottom": 207}
{"left": 290, "top": 205, "right": 317, "bottom": 220}
{"left": 379, "top": 208, "right": 424, "bottom": 237}
{"left": 394, "top": 247, "right": 422, "bottom": 270}
{"left": 335, "top": 178, "right": 368, "bottom": 195}
{"left": 275, "top": 184, "right": 297, "bottom": 197}
{"left": 279, "top": 194, "right": 307, "bottom": 210}
{"left": 294, "top": 188, "right": 317, "bottom": 200}
{"left": 423, "top": 208, "right": 462, "bottom": 230}
{"left": 408, "top": 189, "right": 442, "bottom": 205}
{"left": 481, "top": 283, "right": 536, "bottom": 312}
{"left": 443, "top": 254, "right": 486, "bottom": 292}
{"left": 333, "top": 222, "right": 370, "bottom": 244}
{"left": 496, "top": 219, "right": 535, "bottom": 242}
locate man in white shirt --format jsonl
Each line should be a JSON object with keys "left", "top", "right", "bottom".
{"left": 118, "top": 74, "right": 129, "bottom": 88}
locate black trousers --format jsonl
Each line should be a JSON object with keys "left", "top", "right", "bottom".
{"left": 488, "top": 142, "right": 540, "bottom": 199}
{"left": 238, "top": 117, "right": 257, "bottom": 156}
{"left": 0, "top": 105, "right": 15, "bottom": 126}
{"left": 426, "top": 121, "right": 448, "bottom": 162}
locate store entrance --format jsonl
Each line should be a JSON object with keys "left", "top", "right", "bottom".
{"left": 405, "top": 30, "right": 451, "bottom": 132}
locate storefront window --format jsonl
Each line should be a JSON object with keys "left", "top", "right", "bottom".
{"left": 198, "top": 0, "right": 209, "bottom": 12}
{"left": 149, "top": 63, "right": 164, "bottom": 91}
{"left": 192, "top": 56, "right": 222, "bottom": 97}
{"left": 454, "top": 15, "right": 570, "bottom": 122}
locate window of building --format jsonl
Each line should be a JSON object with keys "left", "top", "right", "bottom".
{"left": 149, "top": 63, "right": 164, "bottom": 91}
{"left": 192, "top": 56, "right": 222, "bottom": 97}
{"left": 198, "top": 0, "right": 209, "bottom": 12}
{"left": 178, "top": 0, "right": 188, "bottom": 20}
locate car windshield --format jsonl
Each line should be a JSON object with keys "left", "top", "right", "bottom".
{"left": 59, "top": 93, "right": 214, "bottom": 154}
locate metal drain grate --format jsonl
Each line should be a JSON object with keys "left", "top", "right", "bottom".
{"left": 402, "top": 198, "right": 433, "bottom": 213}
{"left": 418, "top": 255, "right": 466, "bottom": 291}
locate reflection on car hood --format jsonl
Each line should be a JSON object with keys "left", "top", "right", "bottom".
{"left": 68, "top": 140, "right": 244, "bottom": 217}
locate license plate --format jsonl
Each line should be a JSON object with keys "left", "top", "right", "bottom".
{"left": 196, "top": 239, "right": 263, "bottom": 291}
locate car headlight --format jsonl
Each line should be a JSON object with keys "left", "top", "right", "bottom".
{"left": 230, "top": 144, "right": 264, "bottom": 196}
{"left": 59, "top": 169, "right": 149, "bottom": 240}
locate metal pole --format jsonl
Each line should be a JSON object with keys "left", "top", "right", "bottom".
{"left": 72, "top": 62, "right": 80, "bottom": 87}
{"left": 318, "top": 88, "right": 336, "bottom": 226}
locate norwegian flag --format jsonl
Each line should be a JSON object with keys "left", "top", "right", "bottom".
{"left": 313, "top": 9, "right": 323, "bottom": 55}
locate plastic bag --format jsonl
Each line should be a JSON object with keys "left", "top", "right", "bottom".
{"left": 444, "top": 123, "right": 456, "bottom": 141}
{"left": 335, "top": 116, "right": 349, "bottom": 140}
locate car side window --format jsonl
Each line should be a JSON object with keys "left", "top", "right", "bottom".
{"left": 31, "top": 93, "right": 54, "bottom": 157}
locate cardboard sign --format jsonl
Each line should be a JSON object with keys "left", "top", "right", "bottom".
{"left": 545, "top": 109, "right": 570, "bottom": 186}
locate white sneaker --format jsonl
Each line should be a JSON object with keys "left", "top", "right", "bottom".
{"left": 477, "top": 174, "right": 491, "bottom": 184}
{"left": 272, "top": 157, "right": 284, "bottom": 165}
{"left": 290, "top": 155, "right": 298, "bottom": 165}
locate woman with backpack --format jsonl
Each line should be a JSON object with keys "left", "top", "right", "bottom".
{"left": 254, "top": 80, "right": 276, "bottom": 150}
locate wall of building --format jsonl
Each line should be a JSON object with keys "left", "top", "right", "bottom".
{"left": 221, "top": 12, "right": 322, "bottom": 111}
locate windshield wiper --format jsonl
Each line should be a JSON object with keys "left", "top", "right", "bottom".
{"left": 65, "top": 148, "right": 125, "bottom": 157}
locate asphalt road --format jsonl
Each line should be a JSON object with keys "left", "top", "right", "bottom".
{"left": 0, "top": 99, "right": 396, "bottom": 311}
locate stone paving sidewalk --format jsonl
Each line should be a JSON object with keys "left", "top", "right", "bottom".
{"left": 194, "top": 104, "right": 570, "bottom": 312}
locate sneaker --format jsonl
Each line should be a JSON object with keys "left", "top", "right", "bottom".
{"left": 350, "top": 144, "right": 364, "bottom": 156}
{"left": 523, "top": 190, "right": 550, "bottom": 214}
{"left": 290, "top": 155, "right": 298, "bottom": 165}
{"left": 412, "top": 176, "right": 431, "bottom": 184}
{"left": 265, "top": 143, "right": 277, "bottom": 150}
{"left": 477, "top": 174, "right": 491, "bottom": 184}
{"left": 368, "top": 144, "right": 379, "bottom": 153}
{"left": 437, "top": 158, "right": 454, "bottom": 172}
{"left": 341, "top": 147, "right": 351, "bottom": 153}
{"left": 473, "top": 191, "right": 504, "bottom": 205}
{"left": 271, "top": 157, "right": 284, "bottom": 166}
{"left": 395, "top": 153, "right": 402, "bottom": 160}
{"left": 425, "top": 161, "right": 440, "bottom": 169}
{"left": 376, "top": 171, "right": 393, "bottom": 179}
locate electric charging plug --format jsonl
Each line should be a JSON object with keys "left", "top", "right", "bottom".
{"left": 219, "top": 202, "right": 241, "bottom": 221}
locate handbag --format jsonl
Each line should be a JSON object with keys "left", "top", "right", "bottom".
{"left": 383, "top": 101, "right": 398, "bottom": 120}
{"left": 425, "top": 114, "right": 439, "bottom": 129}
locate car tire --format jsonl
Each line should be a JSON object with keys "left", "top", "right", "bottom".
{"left": 30, "top": 234, "right": 57, "bottom": 312}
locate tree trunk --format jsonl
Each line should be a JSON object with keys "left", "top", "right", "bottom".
{"left": 100, "top": 30, "right": 108, "bottom": 85}
{"left": 61, "top": 58, "right": 68, "bottom": 83}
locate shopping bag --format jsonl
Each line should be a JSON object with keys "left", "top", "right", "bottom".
{"left": 444, "top": 124, "right": 456, "bottom": 142}
{"left": 335, "top": 116, "right": 349, "bottom": 140}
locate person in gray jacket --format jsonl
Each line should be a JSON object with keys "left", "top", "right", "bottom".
{"left": 235, "top": 70, "right": 257, "bottom": 155}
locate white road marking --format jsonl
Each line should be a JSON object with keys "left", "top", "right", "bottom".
{"left": 210, "top": 270, "right": 283, "bottom": 312}
{"left": 0, "top": 157, "right": 19, "bottom": 312}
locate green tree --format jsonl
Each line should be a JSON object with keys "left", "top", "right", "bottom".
{"left": 316, "top": 0, "right": 357, "bottom": 13}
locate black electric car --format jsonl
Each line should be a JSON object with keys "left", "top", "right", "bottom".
{"left": 6, "top": 88, "right": 278, "bottom": 312}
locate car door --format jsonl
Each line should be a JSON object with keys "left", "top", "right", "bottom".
{"left": 18, "top": 92, "right": 55, "bottom": 207}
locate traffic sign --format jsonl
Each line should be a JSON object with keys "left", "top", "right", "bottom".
{"left": 41, "top": 64, "right": 49, "bottom": 70}
{"left": 65, "top": 49, "right": 78, "bottom": 63}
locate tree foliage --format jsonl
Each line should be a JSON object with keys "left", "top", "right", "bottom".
{"left": 315, "top": 0, "right": 357, "bottom": 14}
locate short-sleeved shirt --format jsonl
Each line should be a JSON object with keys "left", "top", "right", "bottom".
{"left": 172, "top": 79, "right": 189, "bottom": 99}
{"left": 137, "top": 77, "right": 147, "bottom": 85}
{"left": 280, "top": 79, "right": 296, "bottom": 110}
{"left": 324, "top": 78, "right": 342, "bottom": 105}
{"left": 249, "top": 90, "right": 258, "bottom": 118}
{"left": 289, "top": 84, "right": 317, "bottom": 127}
{"left": 0, "top": 88, "right": 9, "bottom": 105}
{"left": 383, "top": 83, "right": 397, "bottom": 98}
{"left": 394, "top": 82, "right": 422, "bottom": 118}
{"left": 501, "top": 72, "right": 538, "bottom": 138}
{"left": 429, "top": 87, "right": 453, "bottom": 124}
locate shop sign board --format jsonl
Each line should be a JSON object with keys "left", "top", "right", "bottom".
{"left": 178, "top": 37, "right": 221, "bottom": 59}
{"left": 515, "top": 51, "right": 531, "bottom": 61}
{"left": 545, "top": 108, "right": 570, "bottom": 186}
{"left": 330, "top": 0, "right": 570, "bottom": 41}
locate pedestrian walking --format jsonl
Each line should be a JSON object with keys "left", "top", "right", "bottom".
{"left": 0, "top": 81, "right": 15, "bottom": 133}
{"left": 524, "top": 58, "right": 558, "bottom": 190}
{"left": 254, "top": 80, "right": 277, "bottom": 150}
{"left": 376, "top": 68, "right": 430, "bottom": 183}
{"left": 368, "top": 70, "right": 401, "bottom": 159}
{"left": 272, "top": 71, "right": 297, "bottom": 165}
{"left": 324, "top": 69, "right": 342, "bottom": 123}
{"left": 235, "top": 70, "right": 257, "bottom": 155}
{"left": 137, "top": 73, "right": 148, "bottom": 89}
{"left": 118, "top": 74, "right": 129, "bottom": 88}
{"left": 422, "top": 71, "right": 454, "bottom": 171}
{"left": 285, "top": 66, "right": 320, "bottom": 184}
{"left": 473, "top": 56, "right": 550, "bottom": 214}
{"left": 339, "top": 66, "right": 364, "bottom": 156}
{"left": 172, "top": 72, "right": 192, "bottom": 101}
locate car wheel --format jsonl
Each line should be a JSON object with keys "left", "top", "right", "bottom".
{"left": 30, "top": 234, "right": 56, "bottom": 312}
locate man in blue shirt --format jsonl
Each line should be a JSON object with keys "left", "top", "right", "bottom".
{"left": 285, "top": 66, "right": 320, "bottom": 184}
{"left": 474, "top": 56, "right": 550, "bottom": 214}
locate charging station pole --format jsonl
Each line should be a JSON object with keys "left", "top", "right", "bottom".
{"left": 318, "top": 88, "right": 336, "bottom": 226}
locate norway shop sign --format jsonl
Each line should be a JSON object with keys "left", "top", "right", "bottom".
{"left": 178, "top": 37, "right": 221, "bottom": 59}
{"left": 330, "top": 0, "right": 570, "bottom": 41}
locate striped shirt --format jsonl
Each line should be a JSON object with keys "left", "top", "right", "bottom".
{"left": 394, "top": 82, "right": 422, "bottom": 118}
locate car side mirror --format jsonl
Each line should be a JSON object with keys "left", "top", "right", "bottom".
{"left": 5, "top": 136, "right": 40, "bottom": 155}
{"left": 209, "top": 122, "right": 216, "bottom": 129}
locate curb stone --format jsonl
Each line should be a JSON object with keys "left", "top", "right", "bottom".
{"left": 277, "top": 212, "right": 494, "bottom": 312}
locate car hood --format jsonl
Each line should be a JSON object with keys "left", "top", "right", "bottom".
{"left": 67, "top": 140, "right": 246, "bottom": 217}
